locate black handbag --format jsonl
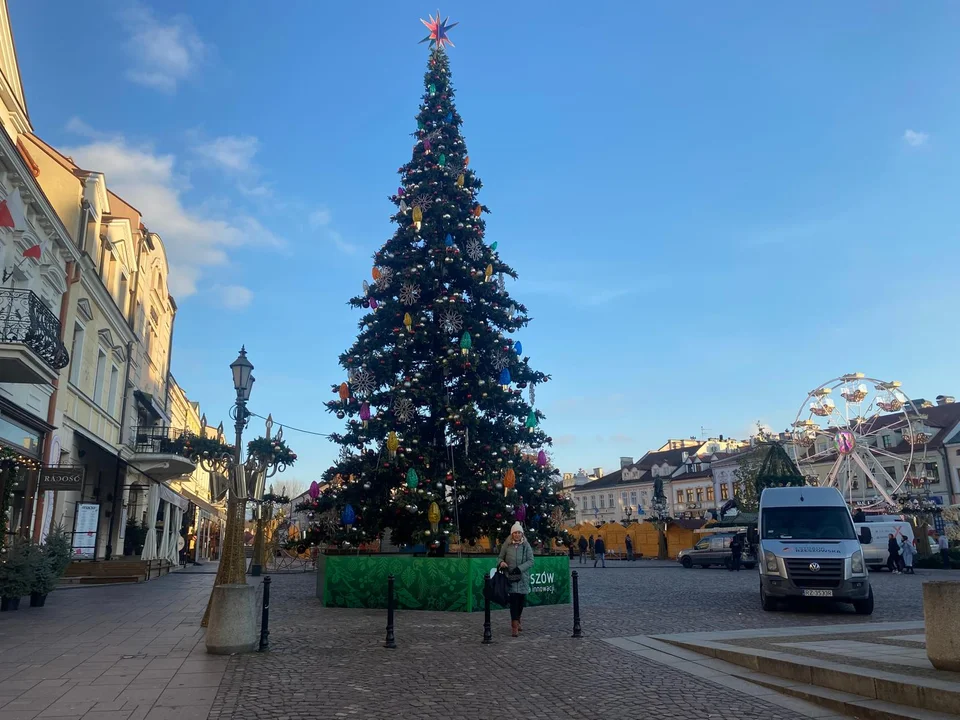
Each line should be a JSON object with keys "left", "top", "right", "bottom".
{"left": 506, "top": 568, "right": 522, "bottom": 583}
{"left": 485, "top": 570, "right": 510, "bottom": 606}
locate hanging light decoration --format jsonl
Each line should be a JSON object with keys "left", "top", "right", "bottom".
{"left": 359, "top": 402, "right": 371, "bottom": 427}
{"left": 459, "top": 331, "right": 472, "bottom": 355}
{"left": 499, "top": 368, "right": 511, "bottom": 391}
{"left": 428, "top": 502, "right": 440, "bottom": 533}
{"left": 525, "top": 410, "right": 538, "bottom": 432}
{"left": 338, "top": 382, "right": 349, "bottom": 402}
{"left": 387, "top": 431, "right": 399, "bottom": 459}
{"left": 406, "top": 468, "right": 419, "bottom": 488}
{"left": 341, "top": 504, "right": 356, "bottom": 529}
{"left": 537, "top": 450, "right": 547, "bottom": 467}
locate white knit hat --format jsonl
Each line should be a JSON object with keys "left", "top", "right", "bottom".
{"left": 510, "top": 522, "right": 524, "bottom": 534}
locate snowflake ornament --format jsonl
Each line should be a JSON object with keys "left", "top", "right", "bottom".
{"left": 491, "top": 351, "right": 512, "bottom": 372}
{"left": 399, "top": 283, "right": 421, "bottom": 306}
{"left": 440, "top": 308, "right": 463, "bottom": 335}
{"left": 496, "top": 274, "right": 506, "bottom": 293}
{"left": 411, "top": 194, "right": 434, "bottom": 211}
{"left": 375, "top": 266, "right": 394, "bottom": 289}
{"left": 466, "top": 238, "right": 484, "bottom": 262}
{"left": 350, "top": 368, "right": 376, "bottom": 397}
{"left": 393, "top": 396, "right": 416, "bottom": 423}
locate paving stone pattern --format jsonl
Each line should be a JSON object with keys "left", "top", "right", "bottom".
{"left": 0, "top": 558, "right": 944, "bottom": 719}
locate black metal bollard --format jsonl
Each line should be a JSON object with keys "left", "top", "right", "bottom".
{"left": 258, "top": 576, "right": 271, "bottom": 652}
{"left": 384, "top": 574, "right": 397, "bottom": 649}
{"left": 482, "top": 575, "right": 493, "bottom": 644}
{"left": 571, "top": 570, "right": 583, "bottom": 638}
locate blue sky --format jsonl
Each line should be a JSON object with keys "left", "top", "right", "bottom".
{"left": 10, "top": 2, "right": 960, "bottom": 485}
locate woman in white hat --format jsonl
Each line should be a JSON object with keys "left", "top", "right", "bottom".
{"left": 498, "top": 522, "right": 534, "bottom": 637}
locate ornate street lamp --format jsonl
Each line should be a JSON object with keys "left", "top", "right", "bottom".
{"left": 199, "top": 348, "right": 293, "bottom": 626}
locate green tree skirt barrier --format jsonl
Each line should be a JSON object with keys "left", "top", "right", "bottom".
{"left": 317, "top": 555, "right": 571, "bottom": 612}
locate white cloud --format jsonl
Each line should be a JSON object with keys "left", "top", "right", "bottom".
{"left": 120, "top": 3, "right": 206, "bottom": 93}
{"left": 309, "top": 208, "right": 332, "bottom": 227}
{"left": 903, "top": 129, "right": 929, "bottom": 147}
{"left": 62, "top": 126, "right": 284, "bottom": 298}
{"left": 215, "top": 285, "right": 253, "bottom": 310}
{"left": 196, "top": 135, "right": 259, "bottom": 173}
{"left": 327, "top": 229, "right": 357, "bottom": 254}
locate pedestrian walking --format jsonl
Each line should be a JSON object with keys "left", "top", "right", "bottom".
{"left": 886, "top": 534, "right": 901, "bottom": 574}
{"left": 588, "top": 535, "right": 595, "bottom": 562}
{"left": 498, "top": 522, "right": 534, "bottom": 637}
{"left": 625, "top": 534, "right": 634, "bottom": 562}
{"left": 578, "top": 535, "right": 588, "bottom": 564}
{"left": 938, "top": 533, "right": 951, "bottom": 569}
{"left": 901, "top": 538, "right": 916, "bottom": 574}
{"left": 593, "top": 536, "right": 606, "bottom": 568}
{"left": 729, "top": 535, "right": 743, "bottom": 572}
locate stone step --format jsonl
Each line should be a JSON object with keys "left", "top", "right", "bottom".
{"left": 659, "top": 636, "right": 960, "bottom": 717}
{"left": 742, "top": 673, "right": 958, "bottom": 720}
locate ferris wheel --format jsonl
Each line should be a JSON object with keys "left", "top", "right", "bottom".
{"left": 790, "top": 373, "right": 930, "bottom": 509}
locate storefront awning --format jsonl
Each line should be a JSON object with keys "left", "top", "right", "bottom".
{"left": 179, "top": 487, "right": 224, "bottom": 518}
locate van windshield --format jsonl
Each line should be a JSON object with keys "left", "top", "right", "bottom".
{"left": 762, "top": 507, "right": 856, "bottom": 540}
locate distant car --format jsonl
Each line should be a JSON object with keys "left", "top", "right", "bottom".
{"left": 677, "top": 532, "right": 756, "bottom": 570}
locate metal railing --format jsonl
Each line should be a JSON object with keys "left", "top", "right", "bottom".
{"left": 131, "top": 425, "right": 191, "bottom": 455}
{"left": 0, "top": 288, "right": 69, "bottom": 370}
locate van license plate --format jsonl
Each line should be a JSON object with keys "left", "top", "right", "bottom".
{"left": 802, "top": 589, "right": 833, "bottom": 597}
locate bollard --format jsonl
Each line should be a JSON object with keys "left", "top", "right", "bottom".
{"left": 571, "top": 570, "right": 583, "bottom": 638}
{"left": 482, "top": 575, "right": 493, "bottom": 644}
{"left": 258, "top": 576, "right": 271, "bottom": 652}
{"left": 384, "top": 574, "right": 397, "bottom": 649}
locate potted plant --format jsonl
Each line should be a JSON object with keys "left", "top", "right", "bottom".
{"left": 27, "top": 543, "right": 54, "bottom": 607}
{"left": 44, "top": 524, "right": 72, "bottom": 578}
{"left": 0, "top": 541, "right": 31, "bottom": 611}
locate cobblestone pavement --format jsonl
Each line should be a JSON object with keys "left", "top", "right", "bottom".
{"left": 0, "top": 560, "right": 944, "bottom": 720}
{"left": 210, "top": 561, "right": 947, "bottom": 720}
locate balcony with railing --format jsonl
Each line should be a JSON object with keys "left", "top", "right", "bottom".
{"left": 129, "top": 425, "right": 198, "bottom": 480}
{"left": 0, "top": 288, "right": 69, "bottom": 384}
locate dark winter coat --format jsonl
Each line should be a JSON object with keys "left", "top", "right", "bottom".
{"left": 594, "top": 538, "right": 606, "bottom": 555}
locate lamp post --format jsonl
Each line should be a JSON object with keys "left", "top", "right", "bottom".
{"left": 198, "top": 347, "right": 290, "bottom": 628}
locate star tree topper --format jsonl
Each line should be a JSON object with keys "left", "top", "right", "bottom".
{"left": 420, "top": 11, "right": 458, "bottom": 48}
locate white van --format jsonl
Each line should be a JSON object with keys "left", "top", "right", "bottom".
{"left": 749, "top": 486, "right": 874, "bottom": 614}
{"left": 855, "top": 520, "right": 915, "bottom": 570}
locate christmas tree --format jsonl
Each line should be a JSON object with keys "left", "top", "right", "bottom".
{"left": 304, "top": 16, "right": 572, "bottom": 551}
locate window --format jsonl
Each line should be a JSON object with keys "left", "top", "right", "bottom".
{"left": 686, "top": 489, "right": 694, "bottom": 503}
{"left": 118, "top": 273, "right": 129, "bottom": 316}
{"left": 706, "top": 486, "right": 715, "bottom": 502}
{"left": 695, "top": 488, "right": 704, "bottom": 502}
{"left": 694, "top": 539, "right": 709, "bottom": 550}
{"left": 923, "top": 462, "right": 940, "bottom": 483}
{"left": 608, "top": 493, "right": 614, "bottom": 509}
{"left": 630, "top": 491, "right": 637, "bottom": 507}
{"left": 621, "top": 491, "right": 628, "bottom": 506}
{"left": 882, "top": 466, "right": 896, "bottom": 481}
{"left": 721, "top": 484, "right": 729, "bottom": 500}
{"left": 762, "top": 507, "right": 856, "bottom": 540}
{"left": 94, "top": 349, "right": 107, "bottom": 404}
{"left": 107, "top": 365, "right": 120, "bottom": 417}
{"left": 676, "top": 490, "right": 684, "bottom": 504}
{"left": 599, "top": 495, "right": 605, "bottom": 509}
{"left": 590, "top": 496, "right": 596, "bottom": 509}
{"left": 68, "top": 323, "right": 84, "bottom": 385}
{"left": 882, "top": 435, "right": 893, "bottom": 449}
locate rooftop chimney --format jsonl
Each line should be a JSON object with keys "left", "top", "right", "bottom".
{"left": 620, "top": 456, "right": 633, "bottom": 469}
{"left": 937, "top": 395, "right": 955, "bottom": 406}
{"left": 593, "top": 467, "right": 603, "bottom": 478}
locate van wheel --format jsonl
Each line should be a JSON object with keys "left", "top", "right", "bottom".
{"left": 761, "top": 586, "right": 777, "bottom": 611}
{"left": 853, "top": 588, "right": 874, "bottom": 616}
{"left": 681, "top": 556, "right": 693, "bottom": 568}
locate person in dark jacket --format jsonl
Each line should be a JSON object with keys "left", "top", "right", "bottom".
{"left": 577, "top": 535, "right": 588, "bottom": 564}
{"left": 729, "top": 535, "right": 743, "bottom": 572}
{"left": 593, "top": 536, "right": 606, "bottom": 568}
{"left": 625, "top": 534, "right": 634, "bottom": 561}
{"left": 886, "top": 534, "right": 901, "bottom": 574}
